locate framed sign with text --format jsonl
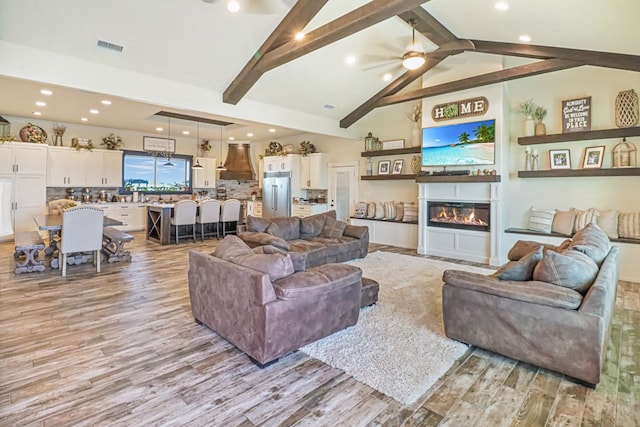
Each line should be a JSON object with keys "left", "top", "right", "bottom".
{"left": 562, "top": 96, "right": 591, "bottom": 133}
{"left": 143, "top": 136, "right": 176, "bottom": 153}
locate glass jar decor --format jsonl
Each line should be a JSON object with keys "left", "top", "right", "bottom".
{"left": 364, "top": 132, "right": 375, "bottom": 151}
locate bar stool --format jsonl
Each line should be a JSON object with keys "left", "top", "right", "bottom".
{"left": 170, "top": 200, "right": 197, "bottom": 244}
{"left": 196, "top": 199, "right": 222, "bottom": 240}
{"left": 220, "top": 199, "right": 241, "bottom": 237}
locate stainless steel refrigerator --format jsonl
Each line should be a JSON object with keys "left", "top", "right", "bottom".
{"left": 262, "top": 171, "right": 291, "bottom": 217}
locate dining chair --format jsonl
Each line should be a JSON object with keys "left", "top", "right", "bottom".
{"left": 171, "top": 200, "right": 198, "bottom": 244}
{"left": 59, "top": 206, "right": 104, "bottom": 277}
{"left": 220, "top": 199, "right": 241, "bottom": 237}
{"left": 48, "top": 198, "right": 73, "bottom": 215}
{"left": 196, "top": 199, "right": 222, "bottom": 240}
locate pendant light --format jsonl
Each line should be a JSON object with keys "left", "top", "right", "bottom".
{"left": 192, "top": 121, "right": 203, "bottom": 169}
{"left": 163, "top": 117, "right": 174, "bottom": 167}
{"left": 216, "top": 125, "right": 227, "bottom": 171}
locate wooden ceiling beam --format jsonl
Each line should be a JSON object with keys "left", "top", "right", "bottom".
{"left": 257, "top": 0, "right": 431, "bottom": 73}
{"left": 339, "top": 56, "right": 445, "bottom": 129}
{"left": 472, "top": 40, "right": 640, "bottom": 72}
{"left": 376, "top": 59, "right": 582, "bottom": 108}
{"left": 222, "top": 0, "right": 328, "bottom": 105}
{"left": 397, "top": 7, "right": 458, "bottom": 46}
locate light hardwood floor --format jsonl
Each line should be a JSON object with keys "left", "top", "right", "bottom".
{"left": 0, "top": 233, "right": 638, "bottom": 426}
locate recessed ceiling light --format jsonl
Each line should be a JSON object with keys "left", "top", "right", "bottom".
{"left": 228, "top": 137, "right": 235, "bottom": 141}
{"left": 35, "top": 101, "right": 46, "bottom": 107}
{"left": 227, "top": 0, "right": 240, "bottom": 13}
{"left": 182, "top": 130, "right": 190, "bottom": 135}
{"left": 33, "top": 111, "right": 42, "bottom": 116}
{"left": 247, "top": 132, "right": 254, "bottom": 137}
{"left": 294, "top": 32, "right": 305, "bottom": 41}
{"left": 345, "top": 55, "right": 357, "bottom": 66}
{"left": 383, "top": 73, "right": 393, "bottom": 82}
{"left": 81, "top": 117, "right": 88, "bottom": 122}
{"left": 269, "top": 128, "right": 276, "bottom": 133}
{"left": 494, "top": 2, "right": 509, "bottom": 11}
{"left": 519, "top": 34, "right": 532, "bottom": 42}
{"left": 156, "top": 127, "right": 164, "bottom": 132}
{"left": 40, "top": 89, "right": 52, "bottom": 96}
{"left": 89, "top": 109, "right": 99, "bottom": 114}
{"left": 101, "top": 100, "right": 112, "bottom": 105}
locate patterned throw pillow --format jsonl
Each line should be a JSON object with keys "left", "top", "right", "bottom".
{"left": 384, "top": 202, "right": 396, "bottom": 220}
{"left": 571, "top": 208, "right": 600, "bottom": 233}
{"left": 527, "top": 207, "right": 556, "bottom": 233}
{"left": 618, "top": 212, "right": 640, "bottom": 239}
{"left": 402, "top": 203, "right": 418, "bottom": 223}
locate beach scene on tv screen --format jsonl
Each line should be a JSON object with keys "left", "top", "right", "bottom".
{"left": 422, "top": 119, "right": 495, "bottom": 166}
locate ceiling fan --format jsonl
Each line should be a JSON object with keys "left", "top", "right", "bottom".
{"left": 201, "top": 0, "right": 295, "bottom": 14}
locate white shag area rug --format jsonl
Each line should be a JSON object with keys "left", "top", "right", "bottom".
{"left": 301, "top": 251, "right": 494, "bottom": 405}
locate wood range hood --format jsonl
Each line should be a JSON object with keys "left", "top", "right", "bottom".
{"left": 219, "top": 143, "right": 255, "bottom": 180}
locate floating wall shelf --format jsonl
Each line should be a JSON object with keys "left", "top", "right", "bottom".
{"left": 518, "top": 127, "right": 640, "bottom": 145}
{"left": 518, "top": 168, "right": 640, "bottom": 178}
{"left": 360, "top": 147, "right": 421, "bottom": 157}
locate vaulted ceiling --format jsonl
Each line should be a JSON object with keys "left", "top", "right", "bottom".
{"left": 0, "top": 0, "right": 638, "bottom": 141}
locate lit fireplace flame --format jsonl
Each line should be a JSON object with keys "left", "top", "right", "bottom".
{"left": 431, "top": 207, "right": 487, "bottom": 226}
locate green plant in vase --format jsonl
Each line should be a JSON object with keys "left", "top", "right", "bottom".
{"left": 533, "top": 106, "right": 547, "bottom": 136}
{"left": 519, "top": 98, "right": 536, "bottom": 136}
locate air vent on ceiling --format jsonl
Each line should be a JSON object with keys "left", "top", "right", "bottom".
{"left": 323, "top": 104, "right": 335, "bottom": 110}
{"left": 96, "top": 39, "right": 124, "bottom": 53}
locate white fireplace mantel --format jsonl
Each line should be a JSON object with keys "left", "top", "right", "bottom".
{"left": 418, "top": 181, "right": 502, "bottom": 266}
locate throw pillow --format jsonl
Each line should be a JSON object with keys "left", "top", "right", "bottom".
{"left": 299, "top": 212, "right": 328, "bottom": 239}
{"left": 527, "top": 207, "right": 556, "bottom": 233}
{"left": 366, "top": 202, "right": 376, "bottom": 218}
{"left": 374, "top": 202, "right": 385, "bottom": 219}
{"left": 569, "top": 223, "right": 611, "bottom": 266}
{"left": 384, "top": 202, "right": 396, "bottom": 220}
{"left": 618, "top": 212, "right": 640, "bottom": 239}
{"left": 394, "top": 202, "right": 404, "bottom": 221}
{"left": 495, "top": 245, "right": 543, "bottom": 281}
{"left": 402, "top": 203, "right": 418, "bottom": 223}
{"left": 268, "top": 217, "right": 301, "bottom": 240}
{"left": 246, "top": 215, "right": 271, "bottom": 233}
{"left": 507, "top": 240, "right": 560, "bottom": 261}
{"left": 571, "top": 208, "right": 600, "bottom": 233}
{"left": 598, "top": 210, "right": 619, "bottom": 239}
{"left": 532, "top": 248, "right": 599, "bottom": 294}
{"left": 215, "top": 236, "right": 294, "bottom": 281}
{"left": 551, "top": 210, "right": 576, "bottom": 235}
{"left": 321, "top": 216, "right": 347, "bottom": 238}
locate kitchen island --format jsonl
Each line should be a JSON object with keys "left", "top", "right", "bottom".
{"left": 146, "top": 203, "right": 174, "bottom": 245}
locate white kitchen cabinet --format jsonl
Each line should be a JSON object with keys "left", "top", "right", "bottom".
{"left": 47, "top": 146, "right": 87, "bottom": 186}
{"left": 300, "top": 153, "right": 327, "bottom": 189}
{"left": 85, "top": 150, "right": 123, "bottom": 187}
{"left": 263, "top": 154, "right": 298, "bottom": 172}
{"left": 0, "top": 142, "right": 47, "bottom": 234}
{"left": 292, "top": 203, "right": 328, "bottom": 218}
{"left": 193, "top": 157, "right": 217, "bottom": 188}
{"left": 92, "top": 202, "right": 146, "bottom": 231}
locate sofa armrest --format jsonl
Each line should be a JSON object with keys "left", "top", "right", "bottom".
{"left": 237, "top": 231, "right": 291, "bottom": 250}
{"left": 442, "top": 270, "right": 583, "bottom": 310}
{"left": 343, "top": 224, "right": 368, "bottom": 239}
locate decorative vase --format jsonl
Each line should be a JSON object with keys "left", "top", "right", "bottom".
{"left": 410, "top": 121, "right": 421, "bottom": 147}
{"left": 534, "top": 122, "right": 546, "bottom": 136}
{"left": 410, "top": 155, "right": 421, "bottom": 174}
{"left": 524, "top": 118, "right": 535, "bottom": 136}
{"left": 615, "top": 89, "right": 639, "bottom": 128}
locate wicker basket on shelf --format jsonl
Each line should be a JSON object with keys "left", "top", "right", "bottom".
{"left": 615, "top": 89, "right": 639, "bottom": 128}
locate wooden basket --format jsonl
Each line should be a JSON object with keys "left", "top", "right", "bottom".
{"left": 615, "top": 89, "right": 639, "bottom": 128}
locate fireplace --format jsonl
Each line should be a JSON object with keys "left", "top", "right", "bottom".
{"left": 427, "top": 201, "right": 490, "bottom": 232}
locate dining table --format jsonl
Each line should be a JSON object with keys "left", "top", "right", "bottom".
{"left": 33, "top": 214, "right": 123, "bottom": 268}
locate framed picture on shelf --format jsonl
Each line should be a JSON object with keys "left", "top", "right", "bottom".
{"left": 392, "top": 159, "right": 404, "bottom": 174}
{"left": 549, "top": 149, "right": 571, "bottom": 169}
{"left": 382, "top": 139, "right": 405, "bottom": 150}
{"left": 582, "top": 145, "right": 605, "bottom": 169}
{"left": 378, "top": 160, "right": 390, "bottom": 175}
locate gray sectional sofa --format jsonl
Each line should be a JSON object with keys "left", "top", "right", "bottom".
{"left": 238, "top": 210, "right": 369, "bottom": 270}
{"left": 442, "top": 224, "right": 619, "bottom": 385}
{"left": 188, "top": 235, "right": 364, "bottom": 366}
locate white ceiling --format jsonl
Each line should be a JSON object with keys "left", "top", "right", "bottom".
{"left": 0, "top": 0, "right": 638, "bottom": 141}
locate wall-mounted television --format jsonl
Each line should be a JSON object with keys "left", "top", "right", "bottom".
{"left": 421, "top": 119, "right": 496, "bottom": 167}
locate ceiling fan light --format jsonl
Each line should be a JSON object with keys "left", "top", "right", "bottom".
{"left": 227, "top": 0, "right": 240, "bottom": 13}
{"left": 402, "top": 51, "right": 425, "bottom": 70}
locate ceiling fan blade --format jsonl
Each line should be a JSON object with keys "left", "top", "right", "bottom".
{"left": 360, "top": 54, "right": 399, "bottom": 65}
{"left": 362, "top": 60, "right": 399, "bottom": 72}
{"left": 376, "top": 41, "right": 407, "bottom": 56}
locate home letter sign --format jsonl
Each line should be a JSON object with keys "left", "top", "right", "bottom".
{"left": 431, "top": 97, "right": 489, "bottom": 122}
